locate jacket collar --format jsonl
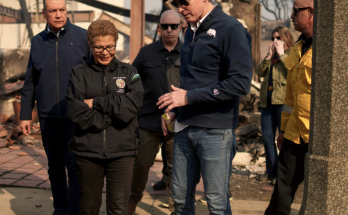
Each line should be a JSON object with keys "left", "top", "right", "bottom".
{"left": 188, "top": 4, "right": 222, "bottom": 32}
{"left": 86, "top": 56, "right": 119, "bottom": 72}
{"left": 158, "top": 38, "right": 183, "bottom": 53}
{"left": 298, "top": 34, "right": 312, "bottom": 45}
{"left": 293, "top": 34, "right": 312, "bottom": 58}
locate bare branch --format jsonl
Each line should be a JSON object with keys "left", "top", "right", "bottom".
{"left": 274, "top": 0, "right": 282, "bottom": 20}
{"left": 261, "top": 15, "right": 272, "bottom": 21}
{"left": 259, "top": 0, "right": 292, "bottom": 20}
{"left": 280, "top": 0, "right": 288, "bottom": 19}
{"left": 259, "top": 0, "right": 279, "bottom": 20}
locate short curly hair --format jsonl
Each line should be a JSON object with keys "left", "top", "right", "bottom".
{"left": 87, "top": 20, "right": 119, "bottom": 46}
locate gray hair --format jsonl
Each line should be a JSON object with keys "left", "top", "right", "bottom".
{"left": 43, "top": 0, "right": 67, "bottom": 10}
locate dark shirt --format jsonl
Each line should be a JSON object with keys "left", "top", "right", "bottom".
{"left": 132, "top": 39, "right": 182, "bottom": 132}
{"left": 299, "top": 34, "right": 313, "bottom": 56}
{"left": 268, "top": 55, "right": 279, "bottom": 87}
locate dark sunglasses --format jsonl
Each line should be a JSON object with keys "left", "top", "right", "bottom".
{"left": 160, "top": 23, "right": 180, "bottom": 30}
{"left": 171, "top": 0, "right": 190, "bottom": 8}
{"left": 271, "top": 36, "right": 281, "bottom": 41}
{"left": 292, "top": 7, "right": 311, "bottom": 16}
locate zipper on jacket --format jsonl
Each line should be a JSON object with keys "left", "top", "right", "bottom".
{"left": 103, "top": 129, "right": 107, "bottom": 159}
{"left": 56, "top": 38, "right": 59, "bottom": 118}
{"left": 102, "top": 67, "right": 107, "bottom": 159}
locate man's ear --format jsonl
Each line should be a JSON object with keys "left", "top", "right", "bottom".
{"left": 42, "top": 8, "right": 46, "bottom": 19}
{"left": 309, "top": 8, "right": 314, "bottom": 19}
{"left": 157, "top": 24, "right": 161, "bottom": 36}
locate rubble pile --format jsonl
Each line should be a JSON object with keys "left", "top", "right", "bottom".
{"left": 236, "top": 80, "right": 264, "bottom": 158}
{"left": 0, "top": 113, "right": 42, "bottom": 149}
{"left": 232, "top": 80, "right": 268, "bottom": 175}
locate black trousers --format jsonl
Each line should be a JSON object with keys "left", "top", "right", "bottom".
{"left": 39, "top": 118, "right": 80, "bottom": 215}
{"left": 265, "top": 138, "right": 308, "bottom": 215}
{"left": 75, "top": 156, "right": 134, "bottom": 215}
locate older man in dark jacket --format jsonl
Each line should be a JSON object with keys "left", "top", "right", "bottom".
{"left": 20, "top": 0, "right": 90, "bottom": 214}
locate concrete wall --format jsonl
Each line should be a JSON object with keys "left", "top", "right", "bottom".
{"left": 0, "top": 48, "right": 30, "bottom": 83}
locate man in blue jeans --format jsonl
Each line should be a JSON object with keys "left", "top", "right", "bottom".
{"left": 20, "top": 0, "right": 90, "bottom": 214}
{"left": 157, "top": 0, "right": 252, "bottom": 214}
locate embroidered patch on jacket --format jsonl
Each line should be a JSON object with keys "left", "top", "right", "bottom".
{"left": 206, "top": 29, "right": 216, "bottom": 37}
{"left": 116, "top": 79, "right": 126, "bottom": 88}
{"left": 213, "top": 89, "right": 219, "bottom": 95}
{"left": 132, "top": 74, "right": 140, "bottom": 80}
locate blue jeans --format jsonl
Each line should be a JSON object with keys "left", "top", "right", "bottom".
{"left": 172, "top": 126, "right": 236, "bottom": 215}
{"left": 260, "top": 91, "right": 283, "bottom": 176}
{"left": 40, "top": 118, "right": 80, "bottom": 215}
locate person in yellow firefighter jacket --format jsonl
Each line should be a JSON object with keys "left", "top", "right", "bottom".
{"left": 281, "top": 38, "right": 312, "bottom": 145}
{"left": 264, "top": 0, "right": 314, "bottom": 214}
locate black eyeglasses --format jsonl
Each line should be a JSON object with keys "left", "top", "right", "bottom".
{"left": 160, "top": 23, "right": 180, "bottom": 30}
{"left": 292, "top": 7, "right": 311, "bottom": 16}
{"left": 170, "top": 0, "right": 190, "bottom": 8}
{"left": 271, "top": 36, "right": 281, "bottom": 41}
{"left": 93, "top": 45, "right": 116, "bottom": 53}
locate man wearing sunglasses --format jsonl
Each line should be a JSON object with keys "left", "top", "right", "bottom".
{"left": 128, "top": 10, "right": 182, "bottom": 215}
{"left": 265, "top": 0, "right": 314, "bottom": 214}
{"left": 157, "top": 0, "right": 252, "bottom": 214}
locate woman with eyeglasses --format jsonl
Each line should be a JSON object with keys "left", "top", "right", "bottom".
{"left": 65, "top": 20, "right": 144, "bottom": 214}
{"left": 256, "top": 25, "right": 294, "bottom": 183}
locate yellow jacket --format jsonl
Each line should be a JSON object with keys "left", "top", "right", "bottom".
{"left": 281, "top": 40, "right": 312, "bottom": 144}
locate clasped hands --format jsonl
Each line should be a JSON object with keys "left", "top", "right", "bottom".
{"left": 266, "top": 40, "right": 285, "bottom": 60}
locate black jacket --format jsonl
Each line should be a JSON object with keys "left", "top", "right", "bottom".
{"left": 132, "top": 39, "right": 182, "bottom": 132}
{"left": 174, "top": 5, "right": 253, "bottom": 128}
{"left": 66, "top": 57, "right": 144, "bottom": 159}
{"left": 21, "top": 18, "right": 90, "bottom": 120}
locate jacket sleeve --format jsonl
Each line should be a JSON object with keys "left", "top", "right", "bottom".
{"left": 20, "top": 51, "right": 36, "bottom": 120}
{"left": 280, "top": 63, "right": 293, "bottom": 132}
{"left": 132, "top": 50, "right": 143, "bottom": 77}
{"left": 92, "top": 67, "right": 144, "bottom": 124}
{"left": 66, "top": 68, "right": 113, "bottom": 131}
{"left": 256, "top": 58, "right": 271, "bottom": 78}
{"left": 278, "top": 53, "right": 288, "bottom": 66}
{"left": 186, "top": 24, "right": 253, "bottom": 104}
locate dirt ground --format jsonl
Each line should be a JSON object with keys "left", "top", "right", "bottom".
{"left": 230, "top": 168, "right": 304, "bottom": 204}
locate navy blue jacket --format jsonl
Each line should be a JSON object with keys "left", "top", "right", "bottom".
{"left": 20, "top": 18, "right": 90, "bottom": 120}
{"left": 175, "top": 5, "right": 253, "bottom": 128}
